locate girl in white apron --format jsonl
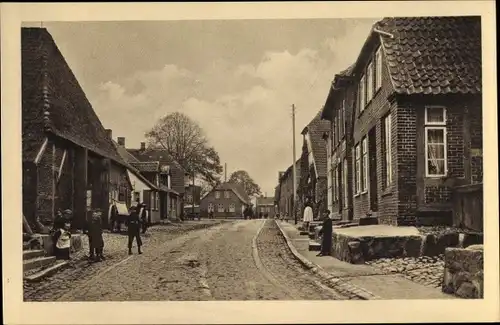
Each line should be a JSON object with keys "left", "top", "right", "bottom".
{"left": 53, "top": 221, "right": 72, "bottom": 260}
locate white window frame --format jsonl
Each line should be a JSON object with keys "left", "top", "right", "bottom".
{"left": 355, "top": 144, "right": 361, "bottom": 194}
{"left": 384, "top": 114, "right": 393, "bottom": 187}
{"left": 425, "top": 106, "right": 447, "bottom": 125}
{"left": 224, "top": 190, "right": 230, "bottom": 199}
{"left": 217, "top": 203, "right": 224, "bottom": 213}
{"left": 366, "top": 62, "right": 374, "bottom": 102}
{"left": 341, "top": 100, "right": 346, "bottom": 136}
{"left": 229, "top": 203, "right": 235, "bottom": 212}
{"left": 375, "top": 47, "right": 383, "bottom": 90}
{"left": 362, "top": 137, "right": 368, "bottom": 192}
{"left": 343, "top": 158, "right": 348, "bottom": 207}
{"left": 425, "top": 106, "right": 447, "bottom": 177}
{"left": 215, "top": 191, "right": 221, "bottom": 199}
{"left": 208, "top": 203, "right": 214, "bottom": 212}
{"left": 425, "top": 126, "right": 448, "bottom": 177}
{"left": 359, "top": 75, "right": 366, "bottom": 112}
{"left": 334, "top": 166, "right": 339, "bottom": 201}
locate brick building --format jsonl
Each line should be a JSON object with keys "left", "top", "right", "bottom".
{"left": 320, "top": 17, "right": 482, "bottom": 226}
{"left": 255, "top": 196, "right": 276, "bottom": 217}
{"left": 22, "top": 27, "right": 133, "bottom": 230}
{"left": 298, "top": 110, "right": 331, "bottom": 219}
{"left": 126, "top": 142, "right": 185, "bottom": 221}
{"left": 276, "top": 160, "right": 301, "bottom": 218}
{"left": 200, "top": 182, "right": 251, "bottom": 218}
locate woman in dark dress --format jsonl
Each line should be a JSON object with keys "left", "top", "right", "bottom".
{"left": 317, "top": 209, "right": 333, "bottom": 257}
{"left": 87, "top": 210, "right": 105, "bottom": 261}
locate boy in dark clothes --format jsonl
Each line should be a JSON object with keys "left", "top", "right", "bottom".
{"left": 317, "top": 210, "right": 333, "bottom": 257}
{"left": 87, "top": 209, "right": 105, "bottom": 261}
{"left": 127, "top": 206, "right": 143, "bottom": 255}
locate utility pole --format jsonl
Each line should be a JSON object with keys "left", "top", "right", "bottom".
{"left": 224, "top": 163, "right": 227, "bottom": 182}
{"left": 192, "top": 171, "right": 195, "bottom": 217}
{"left": 292, "top": 104, "right": 297, "bottom": 225}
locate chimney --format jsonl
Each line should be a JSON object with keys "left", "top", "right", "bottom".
{"left": 117, "top": 137, "right": 125, "bottom": 146}
{"left": 105, "top": 129, "right": 112, "bottom": 140}
{"left": 140, "top": 142, "right": 146, "bottom": 151}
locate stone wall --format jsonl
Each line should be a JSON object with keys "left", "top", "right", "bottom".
{"left": 442, "top": 245, "right": 483, "bottom": 298}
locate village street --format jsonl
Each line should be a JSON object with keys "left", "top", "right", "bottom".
{"left": 24, "top": 219, "right": 347, "bottom": 301}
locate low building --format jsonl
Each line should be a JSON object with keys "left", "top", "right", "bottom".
{"left": 276, "top": 161, "right": 301, "bottom": 218}
{"left": 298, "top": 110, "right": 330, "bottom": 218}
{"left": 256, "top": 196, "right": 276, "bottom": 217}
{"left": 22, "top": 27, "right": 133, "bottom": 231}
{"left": 200, "top": 182, "right": 251, "bottom": 218}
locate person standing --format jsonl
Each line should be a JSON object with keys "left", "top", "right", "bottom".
{"left": 317, "top": 209, "right": 333, "bottom": 257}
{"left": 109, "top": 201, "right": 118, "bottom": 232}
{"left": 87, "top": 209, "right": 105, "bottom": 261}
{"left": 303, "top": 198, "right": 314, "bottom": 233}
{"left": 53, "top": 221, "right": 72, "bottom": 260}
{"left": 127, "top": 206, "right": 143, "bottom": 255}
{"left": 139, "top": 202, "right": 149, "bottom": 234}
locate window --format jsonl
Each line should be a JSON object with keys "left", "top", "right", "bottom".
{"left": 362, "top": 137, "right": 368, "bottom": 192}
{"left": 229, "top": 203, "right": 235, "bottom": 212}
{"left": 366, "top": 62, "right": 374, "bottom": 102}
{"left": 217, "top": 203, "right": 224, "bottom": 213}
{"left": 208, "top": 203, "right": 214, "bottom": 212}
{"left": 224, "top": 190, "right": 230, "bottom": 199}
{"left": 150, "top": 193, "right": 155, "bottom": 210}
{"left": 215, "top": 191, "right": 221, "bottom": 199}
{"left": 338, "top": 110, "right": 342, "bottom": 139}
{"left": 335, "top": 115, "right": 339, "bottom": 144}
{"left": 330, "top": 163, "right": 335, "bottom": 204}
{"left": 375, "top": 47, "right": 383, "bottom": 90}
{"left": 355, "top": 144, "right": 361, "bottom": 194}
{"left": 383, "top": 114, "right": 393, "bottom": 187}
{"left": 343, "top": 158, "right": 348, "bottom": 207}
{"left": 155, "top": 192, "right": 160, "bottom": 211}
{"left": 187, "top": 194, "right": 193, "bottom": 203}
{"left": 425, "top": 107, "right": 447, "bottom": 177}
{"left": 341, "top": 100, "right": 346, "bottom": 136}
{"left": 332, "top": 120, "right": 336, "bottom": 145}
{"left": 359, "top": 75, "right": 366, "bottom": 112}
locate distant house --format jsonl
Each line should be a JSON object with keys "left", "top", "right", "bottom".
{"left": 320, "top": 17, "right": 482, "bottom": 227}
{"left": 256, "top": 196, "right": 276, "bottom": 217}
{"left": 111, "top": 134, "right": 161, "bottom": 224}
{"left": 125, "top": 141, "right": 184, "bottom": 221}
{"left": 299, "top": 110, "right": 331, "bottom": 218}
{"left": 276, "top": 161, "right": 300, "bottom": 217}
{"left": 184, "top": 184, "right": 202, "bottom": 215}
{"left": 200, "top": 182, "right": 251, "bottom": 218}
{"left": 21, "top": 27, "right": 133, "bottom": 231}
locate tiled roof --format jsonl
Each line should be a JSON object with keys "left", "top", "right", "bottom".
{"left": 321, "top": 64, "right": 355, "bottom": 120}
{"left": 21, "top": 28, "right": 126, "bottom": 166}
{"left": 301, "top": 109, "right": 330, "bottom": 178}
{"left": 128, "top": 148, "right": 186, "bottom": 194}
{"left": 375, "top": 16, "right": 481, "bottom": 95}
{"left": 256, "top": 197, "right": 275, "bottom": 206}
{"left": 216, "top": 182, "right": 252, "bottom": 204}
{"left": 130, "top": 161, "right": 160, "bottom": 173}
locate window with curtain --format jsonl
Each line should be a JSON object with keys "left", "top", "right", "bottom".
{"left": 366, "top": 62, "right": 374, "bottom": 102}
{"left": 359, "top": 75, "right": 366, "bottom": 112}
{"left": 355, "top": 144, "right": 361, "bottom": 194}
{"left": 425, "top": 107, "right": 447, "bottom": 177}
{"left": 215, "top": 191, "right": 221, "bottom": 199}
{"left": 383, "top": 114, "right": 393, "bottom": 187}
{"left": 332, "top": 120, "right": 336, "bottom": 145}
{"left": 229, "top": 203, "right": 235, "bottom": 212}
{"left": 343, "top": 158, "right": 348, "bottom": 207}
{"left": 224, "top": 190, "right": 230, "bottom": 198}
{"left": 338, "top": 109, "right": 342, "bottom": 139}
{"left": 341, "top": 100, "right": 346, "bottom": 136}
{"left": 330, "top": 163, "right": 335, "bottom": 204}
{"left": 375, "top": 47, "right": 383, "bottom": 90}
{"left": 334, "top": 166, "right": 339, "bottom": 202}
{"left": 362, "top": 137, "right": 368, "bottom": 192}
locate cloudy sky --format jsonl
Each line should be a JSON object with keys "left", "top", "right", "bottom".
{"left": 34, "top": 18, "right": 378, "bottom": 196}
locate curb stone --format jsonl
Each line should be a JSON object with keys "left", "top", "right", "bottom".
{"left": 274, "top": 220, "right": 382, "bottom": 300}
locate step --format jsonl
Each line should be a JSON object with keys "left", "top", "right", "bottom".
{"left": 299, "top": 231, "right": 309, "bottom": 236}
{"left": 23, "top": 256, "right": 56, "bottom": 273}
{"left": 23, "top": 249, "right": 45, "bottom": 260}
{"left": 24, "top": 261, "right": 70, "bottom": 283}
{"left": 308, "top": 241, "right": 321, "bottom": 251}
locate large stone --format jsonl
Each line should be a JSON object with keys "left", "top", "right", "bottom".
{"left": 442, "top": 247, "right": 483, "bottom": 298}
{"left": 463, "top": 233, "right": 483, "bottom": 248}
{"left": 359, "top": 217, "right": 379, "bottom": 226}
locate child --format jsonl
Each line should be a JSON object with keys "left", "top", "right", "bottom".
{"left": 87, "top": 210, "right": 105, "bottom": 261}
{"left": 53, "top": 221, "right": 72, "bottom": 260}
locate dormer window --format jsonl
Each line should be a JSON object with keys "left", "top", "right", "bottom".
{"left": 375, "top": 47, "right": 383, "bottom": 90}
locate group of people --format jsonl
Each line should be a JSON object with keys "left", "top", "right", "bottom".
{"left": 49, "top": 199, "right": 150, "bottom": 263}
{"left": 302, "top": 197, "right": 333, "bottom": 257}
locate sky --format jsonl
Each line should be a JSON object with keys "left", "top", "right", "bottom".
{"left": 30, "top": 18, "right": 379, "bottom": 196}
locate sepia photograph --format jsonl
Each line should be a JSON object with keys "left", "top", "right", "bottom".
{"left": 2, "top": 2, "right": 498, "bottom": 324}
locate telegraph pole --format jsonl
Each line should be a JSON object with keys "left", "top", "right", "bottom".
{"left": 292, "top": 104, "right": 298, "bottom": 225}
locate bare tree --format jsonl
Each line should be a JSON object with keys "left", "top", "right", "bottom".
{"left": 145, "top": 112, "right": 223, "bottom": 185}
{"left": 228, "top": 170, "right": 261, "bottom": 198}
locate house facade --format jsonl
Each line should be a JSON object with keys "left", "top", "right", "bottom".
{"left": 200, "top": 182, "right": 251, "bottom": 218}
{"left": 256, "top": 196, "right": 276, "bottom": 217}
{"left": 125, "top": 141, "right": 183, "bottom": 221}
{"left": 277, "top": 161, "right": 301, "bottom": 218}
{"left": 321, "top": 17, "right": 482, "bottom": 227}
{"left": 22, "top": 27, "right": 133, "bottom": 231}
{"left": 298, "top": 111, "right": 330, "bottom": 218}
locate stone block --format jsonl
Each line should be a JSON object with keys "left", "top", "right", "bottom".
{"left": 359, "top": 217, "right": 379, "bottom": 226}
{"left": 463, "top": 233, "right": 483, "bottom": 248}
{"left": 442, "top": 246, "right": 483, "bottom": 299}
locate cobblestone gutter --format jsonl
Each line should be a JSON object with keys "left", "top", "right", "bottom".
{"left": 273, "top": 220, "right": 380, "bottom": 300}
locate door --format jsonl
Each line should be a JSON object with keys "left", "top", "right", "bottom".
{"left": 368, "top": 127, "right": 378, "bottom": 212}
